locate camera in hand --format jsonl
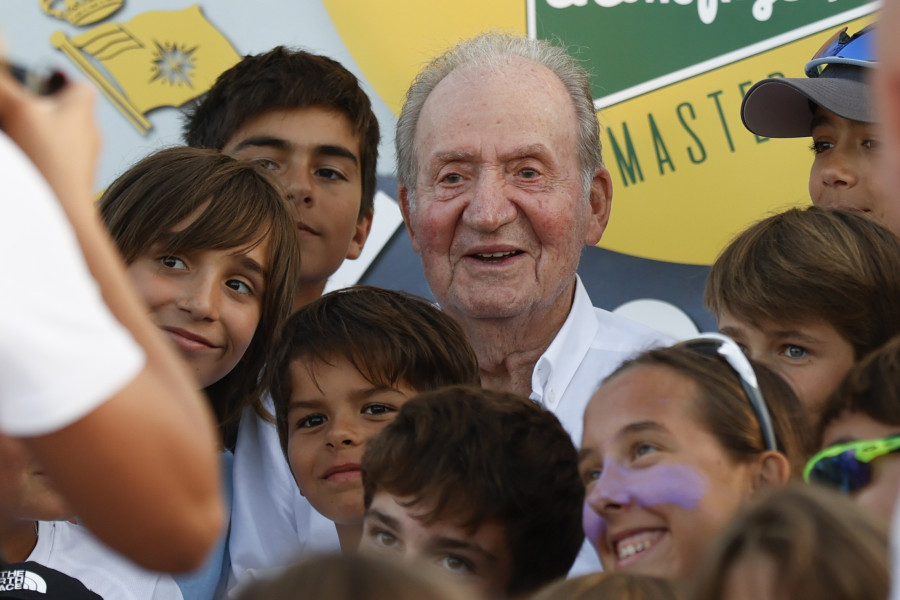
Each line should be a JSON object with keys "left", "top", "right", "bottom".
{"left": 7, "top": 63, "right": 67, "bottom": 95}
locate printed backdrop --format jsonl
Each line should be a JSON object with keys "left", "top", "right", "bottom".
{"left": 0, "top": 0, "right": 880, "bottom": 336}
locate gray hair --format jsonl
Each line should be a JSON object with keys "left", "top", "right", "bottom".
{"left": 395, "top": 32, "right": 604, "bottom": 197}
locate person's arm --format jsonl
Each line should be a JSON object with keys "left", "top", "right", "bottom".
{"left": 0, "top": 68, "right": 224, "bottom": 571}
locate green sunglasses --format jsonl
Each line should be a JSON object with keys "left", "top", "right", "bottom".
{"left": 804, "top": 434, "right": 900, "bottom": 494}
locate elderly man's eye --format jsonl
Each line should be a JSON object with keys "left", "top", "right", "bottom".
{"left": 518, "top": 167, "right": 539, "bottom": 178}
{"left": 440, "top": 173, "right": 463, "bottom": 185}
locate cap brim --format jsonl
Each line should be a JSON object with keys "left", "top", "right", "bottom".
{"left": 741, "top": 76, "right": 871, "bottom": 138}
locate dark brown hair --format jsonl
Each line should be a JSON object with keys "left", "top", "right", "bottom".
{"left": 705, "top": 206, "right": 900, "bottom": 359}
{"left": 817, "top": 335, "right": 900, "bottom": 443}
{"left": 692, "top": 484, "right": 889, "bottom": 600}
{"left": 234, "top": 554, "right": 468, "bottom": 600}
{"left": 271, "top": 286, "right": 479, "bottom": 452}
{"left": 99, "top": 147, "right": 301, "bottom": 433}
{"left": 532, "top": 572, "right": 684, "bottom": 600}
{"left": 182, "top": 46, "right": 379, "bottom": 217}
{"left": 610, "top": 343, "right": 813, "bottom": 475}
{"left": 361, "top": 385, "right": 584, "bottom": 597}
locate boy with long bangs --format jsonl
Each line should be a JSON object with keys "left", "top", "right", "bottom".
{"left": 270, "top": 286, "right": 480, "bottom": 553}
{"left": 360, "top": 385, "right": 584, "bottom": 600}
{"left": 704, "top": 206, "right": 900, "bottom": 422}
{"left": 183, "top": 47, "right": 383, "bottom": 584}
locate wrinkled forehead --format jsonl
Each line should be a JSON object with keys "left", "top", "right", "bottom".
{"left": 418, "top": 56, "right": 575, "bottom": 136}
{"left": 413, "top": 60, "right": 578, "bottom": 176}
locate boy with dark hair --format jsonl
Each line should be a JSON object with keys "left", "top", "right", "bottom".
{"left": 183, "top": 46, "right": 379, "bottom": 308}
{"left": 183, "top": 47, "right": 384, "bottom": 586}
{"left": 269, "top": 286, "right": 480, "bottom": 552}
{"left": 360, "top": 385, "right": 584, "bottom": 599}
{"left": 807, "top": 335, "right": 900, "bottom": 521}
{"left": 704, "top": 206, "right": 900, "bottom": 422}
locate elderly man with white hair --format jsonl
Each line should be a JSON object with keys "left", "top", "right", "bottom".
{"left": 396, "top": 33, "right": 671, "bottom": 448}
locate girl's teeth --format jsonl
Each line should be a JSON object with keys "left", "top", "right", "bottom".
{"left": 614, "top": 531, "right": 664, "bottom": 561}
{"left": 618, "top": 540, "right": 652, "bottom": 559}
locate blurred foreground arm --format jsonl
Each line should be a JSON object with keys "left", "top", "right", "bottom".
{"left": 0, "top": 69, "right": 224, "bottom": 571}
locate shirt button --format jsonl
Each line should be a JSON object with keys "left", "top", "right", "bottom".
{"left": 547, "top": 389, "right": 557, "bottom": 406}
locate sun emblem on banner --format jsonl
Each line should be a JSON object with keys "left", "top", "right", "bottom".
{"left": 151, "top": 42, "right": 196, "bottom": 87}
{"left": 51, "top": 5, "right": 240, "bottom": 134}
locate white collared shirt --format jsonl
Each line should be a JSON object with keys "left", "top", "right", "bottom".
{"left": 530, "top": 276, "right": 673, "bottom": 447}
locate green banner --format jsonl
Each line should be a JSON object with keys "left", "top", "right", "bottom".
{"left": 532, "top": 0, "right": 877, "bottom": 105}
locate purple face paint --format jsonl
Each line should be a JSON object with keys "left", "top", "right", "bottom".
{"left": 583, "top": 501, "right": 606, "bottom": 550}
{"left": 582, "top": 458, "right": 709, "bottom": 551}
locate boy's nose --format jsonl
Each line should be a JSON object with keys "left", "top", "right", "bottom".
{"left": 282, "top": 165, "right": 313, "bottom": 211}
{"left": 177, "top": 276, "right": 219, "bottom": 321}
{"left": 820, "top": 153, "right": 859, "bottom": 188}
{"left": 326, "top": 419, "right": 361, "bottom": 448}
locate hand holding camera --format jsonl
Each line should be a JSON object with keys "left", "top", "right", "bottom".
{"left": 0, "top": 62, "right": 100, "bottom": 210}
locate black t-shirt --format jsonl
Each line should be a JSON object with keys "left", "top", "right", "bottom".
{"left": 0, "top": 561, "right": 102, "bottom": 599}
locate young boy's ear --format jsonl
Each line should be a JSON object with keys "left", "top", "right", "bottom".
{"left": 345, "top": 209, "right": 373, "bottom": 260}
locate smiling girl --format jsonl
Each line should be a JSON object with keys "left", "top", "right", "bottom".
{"left": 579, "top": 337, "right": 812, "bottom": 580}
{"left": 100, "top": 147, "right": 301, "bottom": 441}
{"left": 98, "top": 147, "right": 300, "bottom": 599}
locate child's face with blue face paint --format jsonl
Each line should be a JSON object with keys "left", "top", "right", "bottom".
{"left": 579, "top": 365, "right": 758, "bottom": 579}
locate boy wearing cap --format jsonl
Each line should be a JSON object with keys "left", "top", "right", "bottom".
{"left": 740, "top": 25, "right": 900, "bottom": 235}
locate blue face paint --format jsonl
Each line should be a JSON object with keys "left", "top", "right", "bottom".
{"left": 582, "top": 458, "right": 708, "bottom": 551}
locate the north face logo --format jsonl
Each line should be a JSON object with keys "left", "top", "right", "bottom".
{"left": 0, "top": 569, "right": 48, "bottom": 592}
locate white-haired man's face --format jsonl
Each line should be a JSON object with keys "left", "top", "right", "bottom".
{"left": 400, "top": 56, "right": 611, "bottom": 323}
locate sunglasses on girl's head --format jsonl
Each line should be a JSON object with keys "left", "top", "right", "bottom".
{"left": 803, "top": 435, "right": 900, "bottom": 493}
{"left": 682, "top": 333, "right": 778, "bottom": 452}
{"left": 805, "top": 23, "right": 876, "bottom": 78}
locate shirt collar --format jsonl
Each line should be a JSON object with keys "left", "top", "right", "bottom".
{"left": 530, "top": 276, "right": 598, "bottom": 407}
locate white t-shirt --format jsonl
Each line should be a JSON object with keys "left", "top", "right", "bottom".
{"left": 0, "top": 132, "right": 144, "bottom": 436}
{"left": 30, "top": 521, "right": 183, "bottom": 600}
{"left": 227, "top": 276, "right": 671, "bottom": 586}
